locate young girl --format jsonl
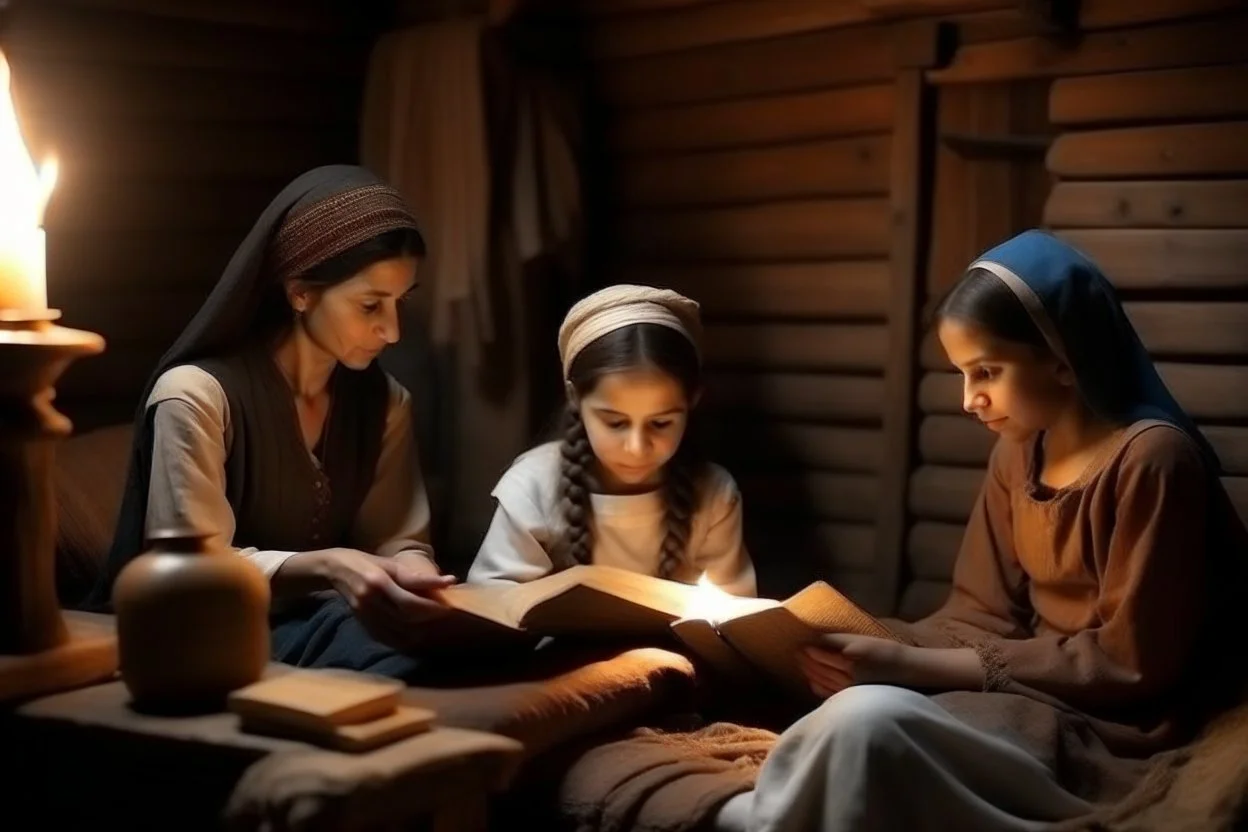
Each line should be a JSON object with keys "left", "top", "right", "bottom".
{"left": 466, "top": 284, "right": 757, "bottom": 596}
{"left": 716, "top": 230, "right": 1248, "bottom": 831}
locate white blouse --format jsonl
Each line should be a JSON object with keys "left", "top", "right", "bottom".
{"left": 467, "top": 441, "right": 757, "bottom": 596}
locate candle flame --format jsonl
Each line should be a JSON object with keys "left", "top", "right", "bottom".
{"left": 0, "top": 49, "right": 57, "bottom": 228}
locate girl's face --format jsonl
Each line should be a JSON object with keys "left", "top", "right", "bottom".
{"left": 937, "top": 317, "right": 1075, "bottom": 442}
{"left": 577, "top": 368, "right": 692, "bottom": 491}
{"left": 289, "top": 256, "right": 418, "bottom": 370}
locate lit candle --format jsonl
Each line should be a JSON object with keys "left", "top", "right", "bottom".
{"left": 0, "top": 48, "right": 57, "bottom": 313}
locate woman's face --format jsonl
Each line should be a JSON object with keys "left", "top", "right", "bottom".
{"left": 937, "top": 317, "right": 1074, "bottom": 442}
{"left": 290, "top": 256, "right": 418, "bottom": 370}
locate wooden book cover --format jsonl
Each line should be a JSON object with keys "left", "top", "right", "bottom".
{"left": 432, "top": 564, "right": 701, "bottom": 640}
{"left": 228, "top": 670, "right": 404, "bottom": 732}
{"left": 671, "top": 582, "right": 905, "bottom": 696}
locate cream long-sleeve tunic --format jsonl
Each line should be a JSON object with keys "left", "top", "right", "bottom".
{"left": 145, "top": 363, "right": 436, "bottom": 578}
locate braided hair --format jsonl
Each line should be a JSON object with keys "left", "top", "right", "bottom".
{"left": 559, "top": 323, "right": 705, "bottom": 579}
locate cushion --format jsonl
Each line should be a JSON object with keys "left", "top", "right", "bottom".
{"left": 54, "top": 424, "right": 134, "bottom": 605}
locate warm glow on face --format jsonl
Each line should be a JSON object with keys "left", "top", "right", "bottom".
{"left": 0, "top": 49, "right": 57, "bottom": 312}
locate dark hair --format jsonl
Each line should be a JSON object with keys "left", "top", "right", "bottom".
{"left": 560, "top": 323, "right": 704, "bottom": 579}
{"left": 931, "top": 267, "right": 1049, "bottom": 353}
{"left": 255, "top": 227, "right": 426, "bottom": 332}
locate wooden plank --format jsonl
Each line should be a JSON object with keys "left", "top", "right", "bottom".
{"left": 615, "top": 135, "right": 892, "bottom": 206}
{"left": 586, "top": 0, "right": 730, "bottom": 15}
{"left": 920, "top": 365, "right": 1248, "bottom": 421}
{"left": 712, "top": 423, "right": 885, "bottom": 472}
{"left": 1206, "top": 427, "right": 1248, "bottom": 476}
{"left": 742, "top": 471, "right": 880, "bottom": 522}
{"left": 1056, "top": 230, "right": 1248, "bottom": 291}
{"left": 597, "top": 24, "right": 895, "bottom": 107}
{"left": 811, "top": 524, "right": 878, "bottom": 571}
{"left": 38, "top": 0, "right": 345, "bottom": 32}
{"left": 928, "top": 14, "right": 1248, "bottom": 84}
{"left": 1124, "top": 302, "right": 1248, "bottom": 358}
{"left": 2, "top": 6, "right": 368, "bottom": 76}
{"left": 1050, "top": 65, "right": 1248, "bottom": 127}
{"left": 704, "top": 323, "right": 889, "bottom": 371}
{"left": 1048, "top": 123, "right": 1248, "bottom": 179}
{"left": 20, "top": 121, "right": 354, "bottom": 182}
{"left": 588, "top": 0, "right": 871, "bottom": 59}
{"left": 11, "top": 60, "right": 361, "bottom": 124}
{"left": 919, "top": 414, "right": 996, "bottom": 465}
{"left": 859, "top": 0, "right": 1009, "bottom": 14}
{"left": 46, "top": 230, "right": 239, "bottom": 294}
{"left": 709, "top": 372, "right": 886, "bottom": 421}
{"left": 1078, "top": 0, "right": 1247, "bottom": 29}
{"left": 608, "top": 84, "right": 895, "bottom": 154}
{"left": 1044, "top": 181, "right": 1248, "bottom": 229}
{"left": 898, "top": 579, "right": 951, "bottom": 621}
{"left": 628, "top": 262, "right": 891, "bottom": 319}
{"left": 45, "top": 177, "right": 286, "bottom": 233}
{"left": 615, "top": 199, "right": 892, "bottom": 262}
{"left": 909, "top": 465, "right": 982, "bottom": 522}
{"left": 907, "top": 522, "right": 964, "bottom": 580}
{"left": 873, "top": 69, "right": 927, "bottom": 616}
{"left": 1225, "top": 476, "right": 1248, "bottom": 525}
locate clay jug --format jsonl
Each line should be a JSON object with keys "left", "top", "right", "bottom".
{"left": 113, "top": 528, "right": 270, "bottom": 712}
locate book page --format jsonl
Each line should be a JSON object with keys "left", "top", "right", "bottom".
{"left": 781, "top": 582, "right": 901, "bottom": 642}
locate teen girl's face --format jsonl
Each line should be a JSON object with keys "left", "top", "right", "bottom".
{"left": 578, "top": 368, "right": 692, "bottom": 492}
{"left": 937, "top": 318, "right": 1075, "bottom": 442}
{"left": 291, "top": 256, "right": 418, "bottom": 370}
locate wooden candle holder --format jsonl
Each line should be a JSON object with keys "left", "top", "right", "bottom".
{"left": 0, "top": 309, "right": 118, "bottom": 702}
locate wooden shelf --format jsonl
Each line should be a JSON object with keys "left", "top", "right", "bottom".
{"left": 941, "top": 131, "right": 1052, "bottom": 159}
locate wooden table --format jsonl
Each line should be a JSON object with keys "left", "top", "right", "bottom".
{"left": 5, "top": 671, "right": 524, "bottom": 831}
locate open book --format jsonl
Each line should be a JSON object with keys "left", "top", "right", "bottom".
{"left": 431, "top": 564, "right": 701, "bottom": 641}
{"left": 671, "top": 582, "right": 907, "bottom": 697}
{"left": 433, "top": 565, "right": 904, "bottom": 696}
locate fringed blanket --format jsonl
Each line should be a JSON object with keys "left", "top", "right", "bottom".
{"left": 559, "top": 721, "right": 777, "bottom": 832}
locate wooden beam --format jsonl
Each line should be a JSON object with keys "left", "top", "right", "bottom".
{"left": 596, "top": 23, "right": 895, "bottom": 107}
{"left": 32, "top": 0, "right": 345, "bottom": 33}
{"left": 45, "top": 177, "right": 286, "bottom": 233}
{"left": 907, "top": 521, "right": 964, "bottom": 579}
{"left": 1048, "top": 122, "right": 1248, "bottom": 179}
{"left": 584, "top": 0, "right": 730, "bottom": 15}
{"left": 45, "top": 229, "right": 239, "bottom": 294}
{"left": 919, "top": 414, "right": 995, "bottom": 465}
{"left": 704, "top": 323, "right": 889, "bottom": 371}
{"left": 709, "top": 372, "right": 886, "bottom": 421}
{"left": 614, "top": 199, "right": 893, "bottom": 262}
{"left": 1205, "top": 427, "right": 1248, "bottom": 477}
{"left": 1044, "top": 181, "right": 1248, "bottom": 229}
{"left": 614, "top": 135, "right": 892, "bottom": 206}
{"left": 1078, "top": 0, "right": 1246, "bottom": 29}
{"left": 859, "top": 0, "right": 1009, "bottom": 14}
{"left": 928, "top": 13, "right": 1248, "bottom": 84}
{"left": 1124, "top": 302, "right": 1248, "bottom": 359}
{"left": 873, "top": 69, "right": 929, "bottom": 617}
{"left": 1055, "top": 230, "right": 1248, "bottom": 291}
{"left": 2, "top": 6, "right": 369, "bottom": 76}
{"left": 742, "top": 471, "right": 881, "bottom": 523}
{"left": 587, "top": 0, "right": 872, "bottom": 60}
{"left": 1050, "top": 64, "right": 1248, "bottom": 127}
{"left": 712, "top": 423, "right": 886, "bottom": 473}
{"left": 909, "top": 465, "right": 982, "bottom": 522}
{"left": 625, "top": 261, "right": 892, "bottom": 319}
{"left": 608, "top": 84, "right": 896, "bottom": 154}
{"left": 897, "top": 579, "right": 951, "bottom": 621}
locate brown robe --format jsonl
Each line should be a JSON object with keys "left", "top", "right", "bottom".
{"left": 889, "top": 419, "right": 1248, "bottom": 804}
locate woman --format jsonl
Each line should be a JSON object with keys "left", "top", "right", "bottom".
{"left": 90, "top": 165, "right": 454, "bottom": 682}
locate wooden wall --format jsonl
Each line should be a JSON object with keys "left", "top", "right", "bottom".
{"left": 585, "top": 0, "right": 1248, "bottom": 616}
{"left": 903, "top": 0, "right": 1248, "bottom": 619}
{"left": 2, "top": 0, "right": 390, "bottom": 428}
{"left": 582, "top": 0, "right": 958, "bottom": 608}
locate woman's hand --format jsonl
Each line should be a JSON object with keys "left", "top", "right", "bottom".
{"left": 799, "top": 635, "right": 985, "bottom": 698}
{"left": 320, "top": 549, "right": 454, "bottom": 648}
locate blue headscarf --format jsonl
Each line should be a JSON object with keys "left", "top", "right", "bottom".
{"left": 969, "top": 229, "right": 1221, "bottom": 472}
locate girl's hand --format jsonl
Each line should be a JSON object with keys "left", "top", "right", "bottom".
{"left": 798, "top": 634, "right": 915, "bottom": 698}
